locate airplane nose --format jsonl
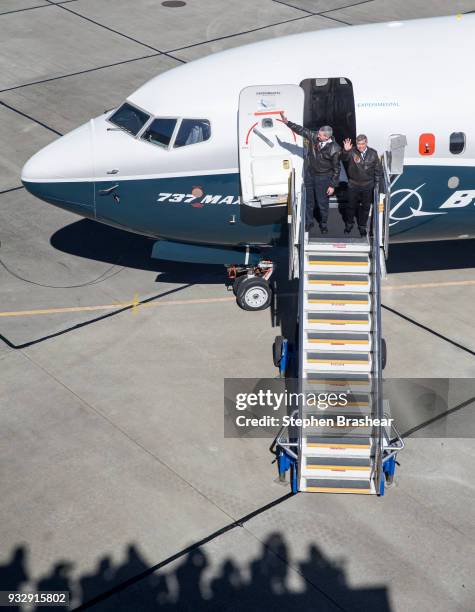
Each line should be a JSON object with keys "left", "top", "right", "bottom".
{"left": 22, "top": 121, "right": 95, "bottom": 214}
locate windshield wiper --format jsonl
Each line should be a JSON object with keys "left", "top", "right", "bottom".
{"left": 107, "top": 124, "right": 133, "bottom": 135}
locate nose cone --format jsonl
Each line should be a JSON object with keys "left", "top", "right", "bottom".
{"left": 22, "top": 121, "right": 95, "bottom": 214}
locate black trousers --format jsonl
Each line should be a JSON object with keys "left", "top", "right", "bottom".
{"left": 345, "top": 185, "right": 373, "bottom": 228}
{"left": 305, "top": 174, "right": 333, "bottom": 226}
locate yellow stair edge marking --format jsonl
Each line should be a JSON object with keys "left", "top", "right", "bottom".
{"left": 307, "top": 465, "right": 370, "bottom": 471}
{"left": 305, "top": 487, "right": 372, "bottom": 494}
{"left": 309, "top": 261, "right": 367, "bottom": 266}
{"left": 308, "top": 299, "right": 368, "bottom": 304}
{"left": 307, "top": 379, "right": 368, "bottom": 385}
{"left": 309, "top": 280, "right": 367, "bottom": 285}
{"left": 308, "top": 339, "right": 369, "bottom": 345}
{"left": 307, "top": 359, "right": 369, "bottom": 364}
{"left": 308, "top": 318, "right": 368, "bottom": 324}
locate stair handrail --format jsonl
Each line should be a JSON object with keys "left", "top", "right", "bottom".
{"left": 381, "top": 153, "right": 391, "bottom": 258}
{"left": 371, "top": 184, "right": 384, "bottom": 494}
{"left": 288, "top": 168, "right": 301, "bottom": 279}
{"left": 296, "top": 181, "right": 307, "bottom": 489}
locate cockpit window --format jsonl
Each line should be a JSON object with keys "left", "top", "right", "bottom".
{"left": 142, "top": 118, "right": 177, "bottom": 148}
{"left": 174, "top": 119, "right": 211, "bottom": 147}
{"left": 109, "top": 103, "right": 150, "bottom": 136}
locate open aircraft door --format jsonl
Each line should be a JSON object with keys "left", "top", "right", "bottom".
{"left": 238, "top": 85, "right": 304, "bottom": 208}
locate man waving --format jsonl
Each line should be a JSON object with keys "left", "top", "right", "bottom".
{"left": 342, "top": 135, "right": 382, "bottom": 237}
{"left": 281, "top": 115, "right": 341, "bottom": 234}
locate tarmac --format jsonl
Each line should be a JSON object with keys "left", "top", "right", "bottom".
{"left": 0, "top": 1, "right": 474, "bottom": 610}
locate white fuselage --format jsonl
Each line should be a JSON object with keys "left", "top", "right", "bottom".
{"left": 22, "top": 15, "right": 475, "bottom": 248}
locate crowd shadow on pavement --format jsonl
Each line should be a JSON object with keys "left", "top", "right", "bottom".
{"left": 0, "top": 534, "right": 391, "bottom": 612}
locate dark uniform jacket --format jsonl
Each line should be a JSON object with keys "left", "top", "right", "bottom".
{"left": 286, "top": 121, "right": 341, "bottom": 187}
{"left": 342, "top": 146, "right": 382, "bottom": 188}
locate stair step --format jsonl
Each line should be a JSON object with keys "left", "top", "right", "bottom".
{"left": 302, "top": 456, "right": 371, "bottom": 478}
{"left": 303, "top": 423, "right": 374, "bottom": 437}
{"left": 300, "top": 477, "right": 374, "bottom": 494}
{"left": 305, "top": 312, "right": 371, "bottom": 331}
{"left": 305, "top": 292, "right": 371, "bottom": 312}
{"left": 305, "top": 240, "right": 370, "bottom": 253}
{"left": 304, "top": 351, "right": 371, "bottom": 373}
{"left": 305, "top": 456, "right": 371, "bottom": 468}
{"left": 304, "top": 372, "right": 371, "bottom": 384}
{"left": 303, "top": 372, "right": 372, "bottom": 393}
{"left": 304, "top": 331, "right": 371, "bottom": 351}
{"left": 302, "top": 392, "right": 373, "bottom": 416}
{"left": 305, "top": 253, "right": 370, "bottom": 274}
{"left": 302, "top": 406, "right": 373, "bottom": 419}
{"left": 303, "top": 436, "right": 372, "bottom": 457}
{"left": 305, "top": 273, "right": 370, "bottom": 293}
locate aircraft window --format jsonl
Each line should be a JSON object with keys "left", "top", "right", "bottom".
{"left": 419, "top": 133, "right": 435, "bottom": 155}
{"left": 174, "top": 119, "right": 211, "bottom": 148}
{"left": 142, "top": 118, "right": 177, "bottom": 148}
{"left": 450, "top": 132, "right": 465, "bottom": 154}
{"left": 109, "top": 103, "right": 150, "bottom": 136}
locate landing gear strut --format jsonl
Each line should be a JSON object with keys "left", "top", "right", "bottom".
{"left": 227, "top": 260, "right": 274, "bottom": 311}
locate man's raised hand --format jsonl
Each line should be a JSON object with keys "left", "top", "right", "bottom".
{"left": 343, "top": 138, "right": 352, "bottom": 151}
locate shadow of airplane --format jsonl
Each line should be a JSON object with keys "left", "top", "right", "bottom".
{"left": 50, "top": 219, "right": 475, "bottom": 281}
{"left": 50, "top": 219, "right": 223, "bottom": 284}
{"left": 386, "top": 238, "right": 475, "bottom": 273}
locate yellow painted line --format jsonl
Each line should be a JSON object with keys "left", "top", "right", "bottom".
{"left": 305, "top": 487, "right": 371, "bottom": 494}
{"left": 384, "top": 279, "right": 475, "bottom": 291}
{"left": 0, "top": 296, "right": 235, "bottom": 318}
{"left": 3, "top": 277, "right": 474, "bottom": 319}
{"left": 132, "top": 291, "right": 139, "bottom": 315}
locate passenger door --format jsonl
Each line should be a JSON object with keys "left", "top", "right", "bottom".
{"left": 238, "top": 84, "right": 305, "bottom": 208}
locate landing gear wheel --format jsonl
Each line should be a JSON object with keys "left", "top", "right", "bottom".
{"left": 273, "top": 335, "right": 284, "bottom": 367}
{"left": 381, "top": 338, "right": 387, "bottom": 370}
{"left": 236, "top": 277, "right": 272, "bottom": 311}
{"left": 232, "top": 274, "right": 247, "bottom": 296}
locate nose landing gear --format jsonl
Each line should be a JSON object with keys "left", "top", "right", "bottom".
{"left": 227, "top": 260, "right": 274, "bottom": 311}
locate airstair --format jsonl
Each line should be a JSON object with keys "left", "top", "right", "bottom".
{"left": 275, "top": 136, "right": 406, "bottom": 496}
{"left": 237, "top": 84, "right": 404, "bottom": 495}
{"left": 299, "top": 226, "right": 376, "bottom": 494}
